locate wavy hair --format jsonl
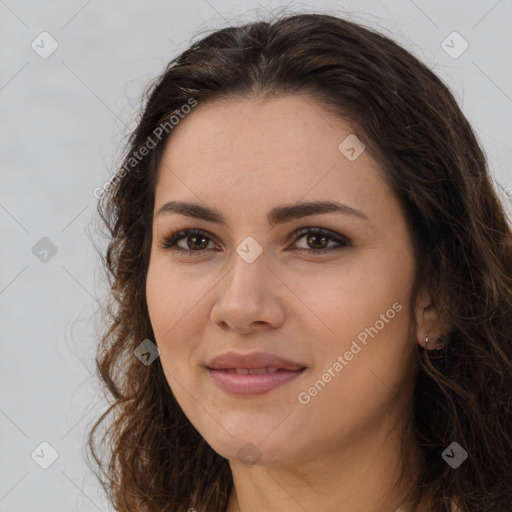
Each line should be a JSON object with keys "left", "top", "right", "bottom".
{"left": 88, "top": 12, "right": 512, "bottom": 512}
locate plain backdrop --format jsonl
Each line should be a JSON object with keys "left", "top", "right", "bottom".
{"left": 1, "top": 1, "right": 511, "bottom": 510}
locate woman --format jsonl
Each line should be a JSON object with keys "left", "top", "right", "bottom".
{"left": 88, "top": 12, "right": 512, "bottom": 512}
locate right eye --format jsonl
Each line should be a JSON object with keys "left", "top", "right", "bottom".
{"left": 159, "top": 229, "right": 219, "bottom": 256}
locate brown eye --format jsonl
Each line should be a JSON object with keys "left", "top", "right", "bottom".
{"left": 291, "top": 228, "right": 350, "bottom": 254}
{"left": 159, "top": 229, "right": 217, "bottom": 255}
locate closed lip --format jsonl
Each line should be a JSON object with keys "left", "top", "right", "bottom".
{"left": 205, "top": 351, "right": 306, "bottom": 371}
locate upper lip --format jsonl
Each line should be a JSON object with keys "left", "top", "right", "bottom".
{"left": 206, "top": 351, "right": 306, "bottom": 371}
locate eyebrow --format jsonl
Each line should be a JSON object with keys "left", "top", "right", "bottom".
{"left": 155, "top": 200, "right": 371, "bottom": 228}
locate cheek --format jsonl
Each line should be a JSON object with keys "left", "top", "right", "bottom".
{"left": 145, "top": 256, "right": 212, "bottom": 388}
{"left": 146, "top": 256, "right": 210, "bottom": 339}
{"left": 145, "top": 260, "right": 191, "bottom": 373}
{"left": 289, "top": 248, "right": 414, "bottom": 348}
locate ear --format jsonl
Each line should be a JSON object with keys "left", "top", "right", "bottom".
{"left": 414, "top": 286, "right": 444, "bottom": 349}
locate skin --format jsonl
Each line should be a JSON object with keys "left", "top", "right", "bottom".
{"left": 145, "top": 95, "right": 442, "bottom": 512}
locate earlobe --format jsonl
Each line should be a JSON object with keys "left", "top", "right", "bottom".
{"left": 424, "top": 332, "right": 445, "bottom": 351}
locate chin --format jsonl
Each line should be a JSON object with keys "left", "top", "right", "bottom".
{"left": 200, "top": 429, "right": 299, "bottom": 468}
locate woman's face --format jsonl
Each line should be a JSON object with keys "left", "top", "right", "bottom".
{"left": 146, "top": 95, "right": 421, "bottom": 467}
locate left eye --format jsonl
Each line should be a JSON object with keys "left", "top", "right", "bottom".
{"left": 292, "top": 227, "right": 350, "bottom": 253}
{"left": 159, "top": 227, "right": 350, "bottom": 256}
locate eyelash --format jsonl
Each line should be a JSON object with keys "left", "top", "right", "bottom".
{"left": 158, "top": 227, "right": 350, "bottom": 256}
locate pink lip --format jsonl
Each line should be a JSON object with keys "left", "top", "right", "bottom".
{"left": 205, "top": 351, "right": 307, "bottom": 396}
{"left": 207, "top": 368, "right": 306, "bottom": 396}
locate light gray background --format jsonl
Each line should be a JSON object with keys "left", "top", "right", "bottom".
{"left": 1, "top": 1, "right": 511, "bottom": 511}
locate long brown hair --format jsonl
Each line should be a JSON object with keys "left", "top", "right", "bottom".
{"left": 88, "top": 12, "right": 512, "bottom": 512}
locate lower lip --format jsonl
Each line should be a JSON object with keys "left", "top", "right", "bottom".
{"left": 206, "top": 368, "right": 305, "bottom": 396}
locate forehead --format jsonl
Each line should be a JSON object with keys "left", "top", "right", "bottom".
{"left": 154, "top": 95, "right": 392, "bottom": 223}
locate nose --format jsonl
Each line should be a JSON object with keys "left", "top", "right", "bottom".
{"left": 209, "top": 248, "right": 286, "bottom": 334}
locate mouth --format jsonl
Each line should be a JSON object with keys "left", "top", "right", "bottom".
{"left": 204, "top": 351, "right": 307, "bottom": 395}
